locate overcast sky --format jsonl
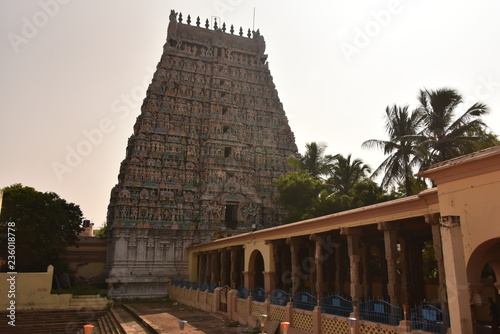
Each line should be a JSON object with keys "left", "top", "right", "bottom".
{"left": 1, "top": 0, "right": 500, "bottom": 228}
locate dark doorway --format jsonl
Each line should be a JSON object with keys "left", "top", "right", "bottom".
{"left": 225, "top": 203, "right": 238, "bottom": 229}
{"left": 254, "top": 251, "right": 265, "bottom": 289}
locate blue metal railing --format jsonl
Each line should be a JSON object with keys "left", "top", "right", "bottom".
{"left": 269, "top": 289, "right": 289, "bottom": 306}
{"left": 359, "top": 299, "right": 402, "bottom": 326}
{"left": 237, "top": 286, "right": 250, "bottom": 299}
{"left": 410, "top": 304, "right": 450, "bottom": 334}
{"left": 321, "top": 294, "right": 353, "bottom": 317}
{"left": 208, "top": 282, "right": 218, "bottom": 293}
{"left": 292, "top": 291, "right": 317, "bottom": 311}
{"left": 252, "top": 287, "right": 267, "bottom": 302}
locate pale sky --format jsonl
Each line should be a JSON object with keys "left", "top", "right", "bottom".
{"left": 1, "top": 0, "right": 500, "bottom": 228}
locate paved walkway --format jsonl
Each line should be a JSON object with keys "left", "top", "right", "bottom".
{"left": 122, "top": 301, "right": 257, "bottom": 334}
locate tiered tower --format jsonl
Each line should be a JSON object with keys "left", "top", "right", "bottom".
{"left": 105, "top": 10, "right": 297, "bottom": 298}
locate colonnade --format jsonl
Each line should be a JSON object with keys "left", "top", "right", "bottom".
{"left": 191, "top": 213, "right": 449, "bottom": 311}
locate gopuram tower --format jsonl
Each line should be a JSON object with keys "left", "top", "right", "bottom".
{"left": 105, "top": 10, "right": 297, "bottom": 298}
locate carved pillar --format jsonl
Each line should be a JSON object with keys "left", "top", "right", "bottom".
{"left": 206, "top": 252, "right": 212, "bottom": 283}
{"left": 399, "top": 236, "right": 410, "bottom": 305}
{"left": 425, "top": 213, "right": 447, "bottom": 310}
{"left": 153, "top": 236, "right": 161, "bottom": 262}
{"left": 361, "top": 241, "right": 371, "bottom": 299}
{"left": 440, "top": 215, "right": 473, "bottom": 333}
{"left": 137, "top": 233, "right": 146, "bottom": 262}
{"left": 211, "top": 250, "right": 220, "bottom": 284}
{"left": 311, "top": 234, "right": 324, "bottom": 299}
{"left": 198, "top": 253, "right": 205, "bottom": 283}
{"left": 229, "top": 247, "right": 238, "bottom": 287}
{"left": 220, "top": 249, "right": 228, "bottom": 286}
{"left": 287, "top": 237, "right": 300, "bottom": 296}
{"left": 378, "top": 222, "right": 400, "bottom": 305}
{"left": 114, "top": 230, "right": 127, "bottom": 262}
{"left": 335, "top": 243, "right": 342, "bottom": 294}
{"left": 341, "top": 227, "right": 362, "bottom": 309}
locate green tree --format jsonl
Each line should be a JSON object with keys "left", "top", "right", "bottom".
{"left": 0, "top": 184, "right": 84, "bottom": 272}
{"left": 328, "top": 153, "right": 371, "bottom": 195}
{"left": 288, "top": 142, "right": 334, "bottom": 179}
{"left": 417, "top": 88, "right": 495, "bottom": 166}
{"left": 364, "top": 88, "right": 497, "bottom": 195}
{"left": 274, "top": 171, "right": 324, "bottom": 223}
{"left": 94, "top": 222, "right": 108, "bottom": 238}
{"left": 362, "top": 105, "right": 423, "bottom": 196}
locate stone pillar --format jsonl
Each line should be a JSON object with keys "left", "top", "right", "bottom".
{"left": 212, "top": 250, "right": 220, "bottom": 284}
{"left": 311, "top": 234, "right": 325, "bottom": 300}
{"left": 308, "top": 242, "right": 316, "bottom": 294}
{"left": 312, "top": 305, "right": 322, "bottom": 334}
{"left": 205, "top": 252, "right": 212, "bottom": 284}
{"left": 440, "top": 215, "right": 473, "bottom": 333}
{"left": 426, "top": 213, "right": 447, "bottom": 310}
{"left": 341, "top": 227, "right": 362, "bottom": 313}
{"left": 198, "top": 253, "right": 205, "bottom": 283}
{"left": 229, "top": 247, "right": 238, "bottom": 287}
{"left": 220, "top": 249, "right": 228, "bottom": 286}
{"left": 243, "top": 271, "right": 254, "bottom": 289}
{"left": 263, "top": 271, "right": 276, "bottom": 293}
{"left": 399, "top": 237, "right": 410, "bottom": 305}
{"left": 114, "top": 231, "right": 127, "bottom": 262}
{"left": 335, "top": 243, "right": 342, "bottom": 294}
{"left": 378, "top": 222, "right": 400, "bottom": 305}
{"left": 361, "top": 242, "right": 370, "bottom": 299}
{"left": 287, "top": 237, "right": 300, "bottom": 295}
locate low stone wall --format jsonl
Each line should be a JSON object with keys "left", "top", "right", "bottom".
{"left": 0, "top": 265, "right": 108, "bottom": 311}
{"left": 168, "top": 284, "right": 440, "bottom": 334}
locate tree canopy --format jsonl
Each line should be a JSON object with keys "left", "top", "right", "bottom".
{"left": 275, "top": 143, "right": 394, "bottom": 223}
{"left": 363, "top": 88, "right": 499, "bottom": 195}
{"left": 0, "top": 184, "right": 84, "bottom": 272}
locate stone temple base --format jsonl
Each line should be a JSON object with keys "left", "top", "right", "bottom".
{"left": 107, "top": 276, "right": 170, "bottom": 299}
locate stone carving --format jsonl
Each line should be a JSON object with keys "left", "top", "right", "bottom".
{"left": 105, "top": 11, "right": 297, "bottom": 298}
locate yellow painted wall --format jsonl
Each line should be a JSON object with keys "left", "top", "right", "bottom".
{"left": 0, "top": 265, "right": 72, "bottom": 310}
{"left": 243, "top": 239, "right": 273, "bottom": 272}
{"left": 434, "top": 170, "right": 500, "bottom": 263}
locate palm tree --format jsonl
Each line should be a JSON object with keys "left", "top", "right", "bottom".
{"left": 416, "top": 88, "right": 493, "bottom": 166}
{"left": 362, "top": 105, "right": 422, "bottom": 195}
{"left": 288, "top": 142, "right": 334, "bottom": 179}
{"left": 328, "top": 153, "right": 371, "bottom": 195}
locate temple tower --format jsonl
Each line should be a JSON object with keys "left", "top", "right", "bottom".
{"left": 105, "top": 10, "right": 297, "bottom": 298}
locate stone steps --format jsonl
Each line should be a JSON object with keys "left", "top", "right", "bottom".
{"left": 0, "top": 309, "right": 107, "bottom": 333}
{"left": 0, "top": 305, "right": 152, "bottom": 334}
{"left": 68, "top": 295, "right": 109, "bottom": 310}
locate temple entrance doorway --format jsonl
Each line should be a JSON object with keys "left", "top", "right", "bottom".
{"left": 225, "top": 202, "right": 238, "bottom": 229}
